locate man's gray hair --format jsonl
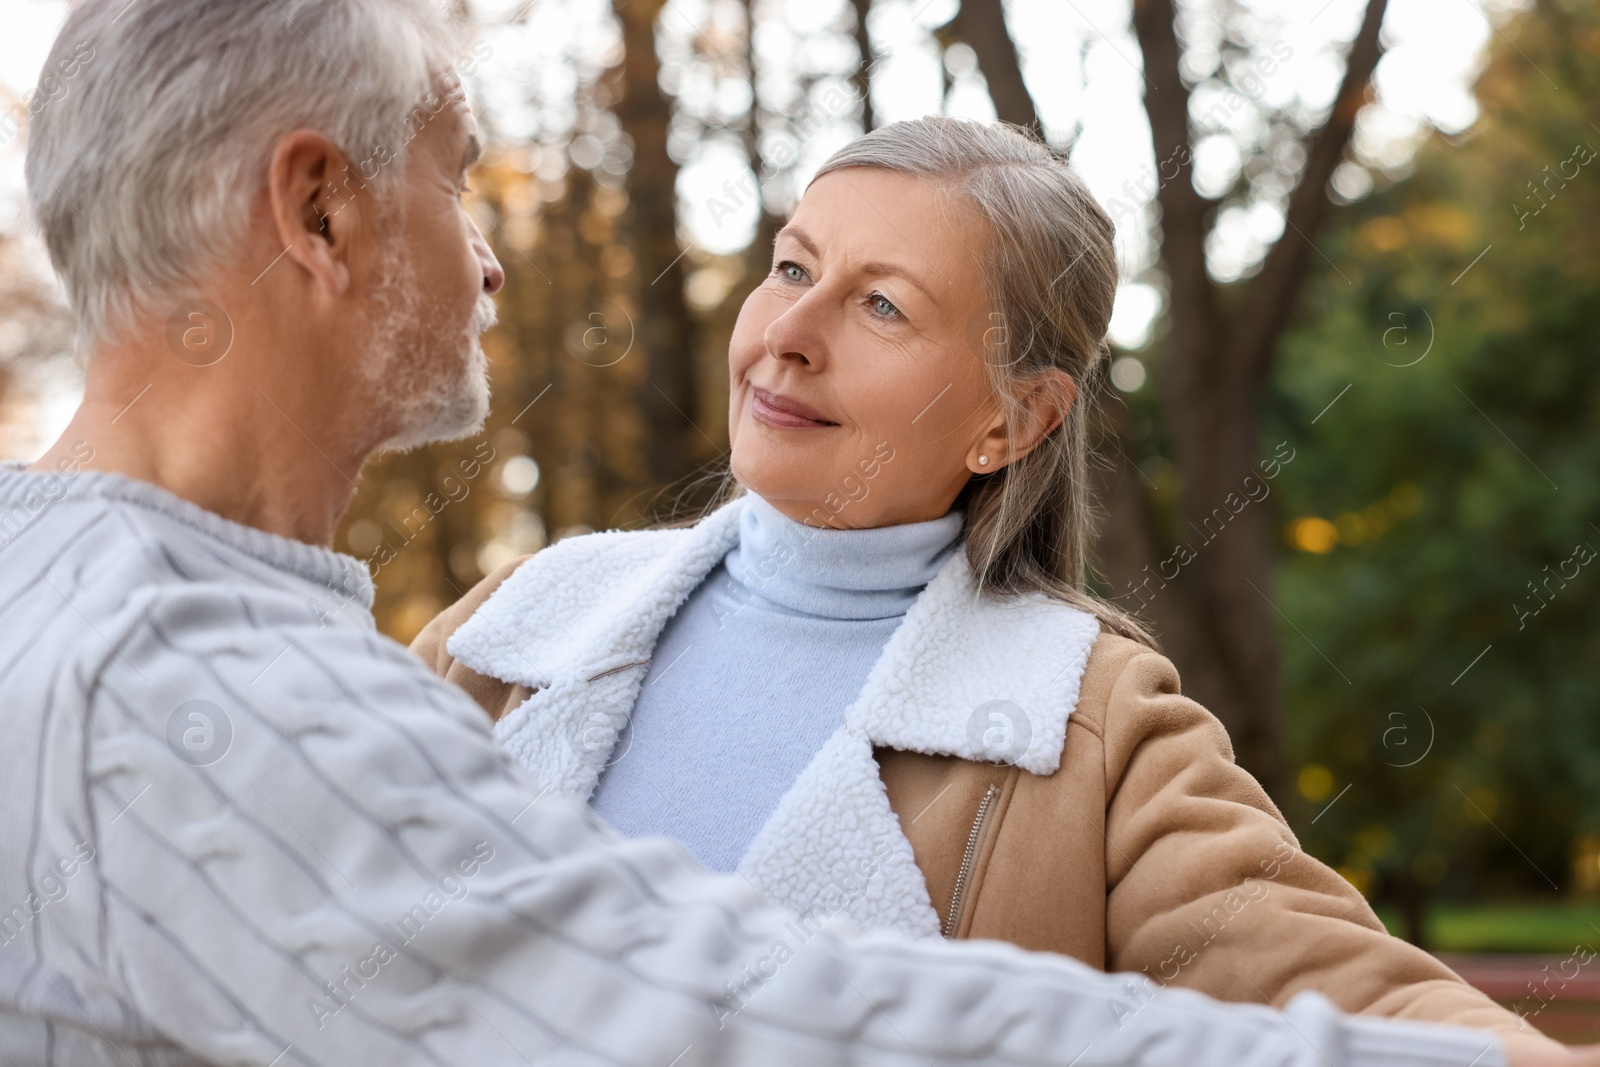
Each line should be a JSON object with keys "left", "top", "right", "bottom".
{"left": 26, "top": 0, "right": 458, "bottom": 346}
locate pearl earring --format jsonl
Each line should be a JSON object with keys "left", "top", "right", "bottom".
{"left": 977, "top": 455, "right": 990, "bottom": 467}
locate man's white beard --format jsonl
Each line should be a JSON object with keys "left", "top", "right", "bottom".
{"left": 362, "top": 238, "right": 496, "bottom": 455}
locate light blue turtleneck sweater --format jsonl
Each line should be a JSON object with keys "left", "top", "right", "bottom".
{"left": 588, "top": 493, "right": 964, "bottom": 872}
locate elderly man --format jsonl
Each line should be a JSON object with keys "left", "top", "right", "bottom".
{"left": 0, "top": 1, "right": 1585, "bottom": 1065}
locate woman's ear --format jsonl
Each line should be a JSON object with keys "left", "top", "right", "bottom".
{"left": 266, "top": 129, "right": 354, "bottom": 296}
{"left": 964, "top": 368, "right": 1076, "bottom": 474}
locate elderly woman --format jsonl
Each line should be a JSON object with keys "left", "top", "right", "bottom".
{"left": 414, "top": 117, "right": 1555, "bottom": 1052}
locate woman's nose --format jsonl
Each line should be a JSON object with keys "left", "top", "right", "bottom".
{"left": 762, "top": 299, "right": 827, "bottom": 369}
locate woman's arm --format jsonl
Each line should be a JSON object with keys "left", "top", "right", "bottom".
{"left": 1096, "top": 646, "right": 1561, "bottom": 1055}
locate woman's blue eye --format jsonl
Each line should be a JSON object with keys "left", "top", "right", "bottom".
{"left": 869, "top": 293, "right": 900, "bottom": 318}
{"left": 776, "top": 261, "right": 807, "bottom": 283}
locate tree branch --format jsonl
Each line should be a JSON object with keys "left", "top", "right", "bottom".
{"left": 1226, "top": 0, "right": 1390, "bottom": 385}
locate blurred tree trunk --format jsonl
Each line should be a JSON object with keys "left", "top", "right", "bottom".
{"left": 937, "top": 0, "right": 1039, "bottom": 132}
{"left": 741, "top": 0, "right": 783, "bottom": 262}
{"left": 1392, "top": 873, "right": 1430, "bottom": 949}
{"left": 613, "top": 0, "right": 700, "bottom": 490}
{"left": 0, "top": 229, "right": 73, "bottom": 457}
{"left": 1100, "top": 0, "right": 1390, "bottom": 800}
{"left": 850, "top": 0, "right": 876, "bottom": 131}
{"left": 960, "top": 0, "right": 1388, "bottom": 800}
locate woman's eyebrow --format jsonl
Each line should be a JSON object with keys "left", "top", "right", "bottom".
{"left": 776, "top": 225, "right": 936, "bottom": 301}
{"left": 776, "top": 225, "right": 819, "bottom": 257}
{"left": 860, "top": 261, "right": 936, "bottom": 301}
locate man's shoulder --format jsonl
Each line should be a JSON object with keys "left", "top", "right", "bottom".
{"left": 0, "top": 473, "right": 380, "bottom": 697}
{"left": 11, "top": 496, "right": 493, "bottom": 758}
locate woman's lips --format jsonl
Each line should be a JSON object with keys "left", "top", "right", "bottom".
{"left": 752, "top": 388, "right": 837, "bottom": 429}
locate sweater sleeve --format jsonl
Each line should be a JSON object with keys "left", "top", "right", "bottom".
{"left": 1097, "top": 649, "right": 1558, "bottom": 1056}
{"left": 79, "top": 580, "right": 1515, "bottom": 1067}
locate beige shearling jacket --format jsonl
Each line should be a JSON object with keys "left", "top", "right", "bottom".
{"left": 410, "top": 496, "right": 1557, "bottom": 1054}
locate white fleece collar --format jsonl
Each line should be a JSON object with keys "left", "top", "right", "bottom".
{"left": 447, "top": 499, "right": 746, "bottom": 693}
{"left": 447, "top": 495, "right": 1100, "bottom": 939}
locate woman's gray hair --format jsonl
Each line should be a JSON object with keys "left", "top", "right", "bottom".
{"left": 815, "top": 117, "right": 1155, "bottom": 646}
{"left": 26, "top": 0, "right": 458, "bottom": 347}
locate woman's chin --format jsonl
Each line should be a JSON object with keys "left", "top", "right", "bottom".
{"left": 730, "top": 455, "right": 820, "bottom": 509}
{"left": 732, "top": 471, "right": 810, "bottom": 507}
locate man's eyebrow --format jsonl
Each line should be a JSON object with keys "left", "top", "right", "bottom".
{"left": 775, "top": 225, "right": 937, "bottom": 301}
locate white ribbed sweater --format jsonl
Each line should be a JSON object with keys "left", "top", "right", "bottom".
{"left": 0, "top": 464, "right": 1505, "bottom": 1067}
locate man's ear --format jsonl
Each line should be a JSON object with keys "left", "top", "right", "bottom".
{"left": 266, "top": 130, "right": 355, "bottom": 296}
{"left": 965, "top": 368, "right": 1076, "bottom": 473}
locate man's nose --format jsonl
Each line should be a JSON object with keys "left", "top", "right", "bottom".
{"left": 473, "top": 226, "right": 505, "bottom": 295}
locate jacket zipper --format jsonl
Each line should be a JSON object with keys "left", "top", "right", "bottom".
{"left": 943, "top": 784, "right": 1001, "bottom": 939}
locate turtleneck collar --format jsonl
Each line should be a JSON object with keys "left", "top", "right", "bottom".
{"left": 723, "top": 492, "right": 964, "bottom": 621}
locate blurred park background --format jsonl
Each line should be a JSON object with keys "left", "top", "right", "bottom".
{"left": 2, "top": 0, "right": 1598, "bottom": 1036}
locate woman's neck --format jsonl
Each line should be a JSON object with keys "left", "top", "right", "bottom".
{"left": 724, "top": 492, "right": 964, "bottom": 621}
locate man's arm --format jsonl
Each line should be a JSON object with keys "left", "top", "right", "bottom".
{"left": 84, "top": 582, "right": 1514, "bottom": 1067}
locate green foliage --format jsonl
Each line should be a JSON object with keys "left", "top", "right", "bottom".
{"left": 1372, "top": 902, "right": 1600, "bottom": 954}
{"left": 1272, "top": 1, "right": 1600, "bottom": 915}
